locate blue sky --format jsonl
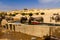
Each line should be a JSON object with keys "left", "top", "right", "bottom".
{"left": 0, "top": 0, "right": 60, "bottom": 11}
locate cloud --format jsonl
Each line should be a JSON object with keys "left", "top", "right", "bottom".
{"left": 38, "top": 0, "right": 60, "bottom": 3}
{"left": 37, "top": 0, "right": 60, "bottom": 9}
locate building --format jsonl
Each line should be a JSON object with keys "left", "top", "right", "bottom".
{"left": 6, "top": 8, "right": 60, "bottom": 24}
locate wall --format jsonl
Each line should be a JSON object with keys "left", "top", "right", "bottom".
{"left": 7, "top": 23, "right": 49, "bottom": 37}
{"left": 15, "top": 24, "right": 50, "bottom": 37}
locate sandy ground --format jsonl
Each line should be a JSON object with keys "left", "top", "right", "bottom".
{"left": 0, "top": 31, "right": 43, "bottom": 40}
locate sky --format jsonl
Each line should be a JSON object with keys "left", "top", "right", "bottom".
{"left": 0, "top": 0, "right": 60, "bottom": 11}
